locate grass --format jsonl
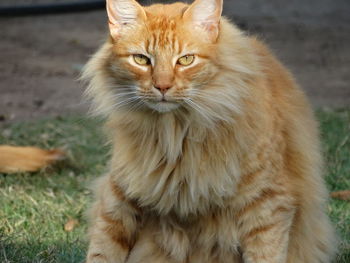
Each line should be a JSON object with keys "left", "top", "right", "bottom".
{"left": 0, "top": 109, "right": 349, "bottom": 262}
{"left": 318, "top": 109, "right": 350, "bottom": 262}
{"left": 0, "top": 116, "right": 108, "bottom": 263}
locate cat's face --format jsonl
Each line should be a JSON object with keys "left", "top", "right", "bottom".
{"left": 107, "top": 0, "right": 223, "bottom": 113}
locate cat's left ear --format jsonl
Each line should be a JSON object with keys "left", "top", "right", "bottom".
{"left": 183, "top": 0, "right": 223, "bottom": 42}
{"left": 106, "top": 0, "right": 146, "bottom": 40}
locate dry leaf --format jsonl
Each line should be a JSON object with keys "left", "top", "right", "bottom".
{"left": 0, "top": 145, "right": 65, "bottom": 173}
{"left": 331, "top": 190, "right": 350, "bottom": 201}
{"left": 64, "top": 219, "right": 79, "bottom": 232}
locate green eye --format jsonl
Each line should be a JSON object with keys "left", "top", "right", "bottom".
{"left": 133, "top": 54, "right": 150, "bottom": 65}
{"left": 177, "top": 55, "right": 195, "bottom": 66}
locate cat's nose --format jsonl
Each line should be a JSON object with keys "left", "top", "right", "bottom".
{"left": 154, "top": 85, "right": 172, "bottom": 95}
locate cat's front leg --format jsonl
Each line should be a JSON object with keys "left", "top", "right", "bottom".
{"left": 86, "top": 175, "right": 141, "bottom": 263}
{"left": 237, "top": 191, "right": 295, "bottom": 263}
{"left": 240, "top": 220, "right": 291, "bottom": 263}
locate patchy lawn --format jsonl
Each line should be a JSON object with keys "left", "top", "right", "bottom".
{"left": 0, "top": 109, "right": 349, "bottom": 262}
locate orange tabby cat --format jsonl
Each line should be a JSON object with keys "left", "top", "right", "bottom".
{"left": 82, "top": 0, "right": 336, "bottom": 262}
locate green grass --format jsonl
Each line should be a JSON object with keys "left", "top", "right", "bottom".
{"left": 0, "top": 116, "right": 108, "bottom": 263}
{"left": 0, "top": 109, "right": 349, "bottom": 262}
{"left": 318, "top": 109, "right": 350, "bottom": 262}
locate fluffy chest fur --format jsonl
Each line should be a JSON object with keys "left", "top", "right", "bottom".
{"left": 110, "top": 112, "right": 243, "bottom": 217}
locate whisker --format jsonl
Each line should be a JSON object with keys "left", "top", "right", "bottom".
{"left": 129, "top": 100, "right": 146, "bottom": 113}
{"left": 111, "top": 92, "right": 137, "bottom": 98}
{"left": 112, "top": 96, "right": 140, "bottom": 110}
{"left": 188, "top": 90, "right": 239, "bottom": 112}
{"left": 183, "top": 99, "right": 214, "bottom": 124}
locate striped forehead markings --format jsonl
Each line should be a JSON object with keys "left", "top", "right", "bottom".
{"left": 145, "top": 17, "right": 182, "bottom": 52}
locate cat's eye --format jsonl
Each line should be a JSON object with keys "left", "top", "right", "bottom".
{"left": 177, "top": 55, "right": 195, "bottom": 66}
{"left": 133, "top": 54, "right": 151, "bottom": 65}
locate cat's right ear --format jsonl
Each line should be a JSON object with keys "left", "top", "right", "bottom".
{"left": 106, "top": 0, "right": 146, "bottom": 40}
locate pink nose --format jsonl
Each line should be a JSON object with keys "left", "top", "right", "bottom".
{"left": 154, "top": 85, "right": 172, "bottom": 95}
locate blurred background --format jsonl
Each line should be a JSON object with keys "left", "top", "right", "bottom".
{"left": 0, "top": 0, "right": 349, "bottom": 123}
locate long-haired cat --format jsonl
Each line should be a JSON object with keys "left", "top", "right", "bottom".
{"left": 82, "top": 0, "right": 336, "bottom": 262}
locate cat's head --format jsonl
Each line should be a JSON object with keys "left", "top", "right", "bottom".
{"left": 84, "top": 0, "right": 258, "bottom": 121}
{"left": 106, "top": 0, "right": 223, "bottom": 113}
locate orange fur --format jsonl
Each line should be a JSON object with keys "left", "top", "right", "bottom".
{"left": 83, "top": 0, "right": 336, "bottom": 262}
{"left": 0, "top": 146, "right": 64, "bottom": 173}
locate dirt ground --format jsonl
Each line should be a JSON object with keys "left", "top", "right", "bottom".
{"left": 0, "top": 0, "right": 349, "bottom": 123}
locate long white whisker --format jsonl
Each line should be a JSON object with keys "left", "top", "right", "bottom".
{"left": 184, "top": 99, "right": 214, "bottom": 124}
{"left": 188, "top": 90, "right": 239, "bottom": 112}
{"left": 112, "top": 96, "right": 140, "bottom": 110}
{"left": 111, "top": 92, "right": 137, "bottom": 98}
{"left": 129, "top": 100, "right": 146, "bottom": 113}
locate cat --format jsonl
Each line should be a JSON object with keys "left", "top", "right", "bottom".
{"left": 82, "top": 0, "right": 337, "bottom": 262}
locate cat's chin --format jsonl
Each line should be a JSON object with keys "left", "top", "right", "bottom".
{"left": 145, "top": 101, "right": 180, "bottom": 113}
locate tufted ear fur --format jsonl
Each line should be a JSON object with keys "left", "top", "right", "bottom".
{"left": 183, "top": 0, "right": 223, "bottom": 42}
{"left": 106, "top": 0, "right": 146, "bottom": 40}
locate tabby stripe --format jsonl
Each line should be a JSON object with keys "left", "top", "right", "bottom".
{"left": 244, "top": 222, "right": 279, "bottom": 240}
{"left": 109, "top": 178, "right": 143, "bottom": 214}
{"left": 111, "top": 52, "right": 131, "bottom": 58}
{"left": 101, "top": 213, "right": 131, "bottom": 250}
{"left": 152, "top": 33, "right": 157, "bottom": 50}
{"left": 236, "top": 188, "right": 285, "bottom": 218}
{"left": 239, "top": 168, "right": 266, "bottom": 186}
{"left": 110, "top": 180, "right": 126, "bottom": 201}
{"left": 271, "top": 205, "right": 294, "bottom": 216}
{"left": 196, "top": 54, "right": 211, "bottom": 60}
